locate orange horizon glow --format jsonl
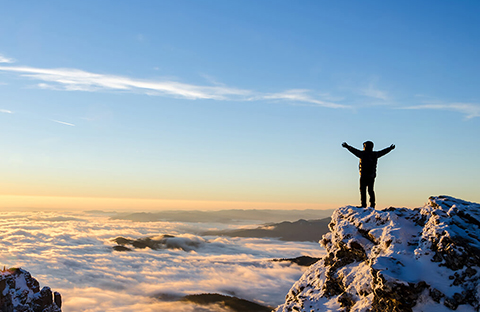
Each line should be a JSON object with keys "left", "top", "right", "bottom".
{"left": 0, "top": 194, "right": 336, "bottom": 212}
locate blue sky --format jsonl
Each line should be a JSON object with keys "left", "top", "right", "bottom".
{"left": 0, "top": 1, "right": 479, "bottom": 210}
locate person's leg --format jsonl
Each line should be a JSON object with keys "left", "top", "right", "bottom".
{"left": 360, "top": 177, "right": 367, "bottom": 207}
{"left": 368, "top": 177, "right": 376, "bottom": 208}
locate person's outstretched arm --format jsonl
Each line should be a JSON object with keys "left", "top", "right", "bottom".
{"left": 377, "top": 144, "right": 395, "bottom": 158}
{"left": 342, "top": 142, "right": 362, "bottom": 158}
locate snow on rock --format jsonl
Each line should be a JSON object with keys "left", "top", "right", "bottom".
{"left": 275, "top": 196, "right": 480, "bottom": 312}
{"left": 0, "top": 267, "right": 62, "bottom": 312}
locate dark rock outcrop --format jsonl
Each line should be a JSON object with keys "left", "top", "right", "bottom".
{"left": 275, "top": 196, "right": 480, "bottom": 312}
{"left": 112, "top": 234, "right": 205, "bottom": 251}
{"left": 112, "top": 245, "right": 133, "bottom": 252}
{"left": 181, "top": 293, "right": 272, "bottom": 312}
{"left": 0, "top": 268, "right": 62, "bottom": 312}
{"left": 272, "top": 256, "right": 321, "bottom": 267}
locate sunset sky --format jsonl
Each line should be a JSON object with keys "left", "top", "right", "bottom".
{"left": 0, "top": 1, "right": 479, "bottom": 210}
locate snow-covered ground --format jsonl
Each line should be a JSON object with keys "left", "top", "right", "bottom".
{"left": 276, "top": 196, "right": 480, "bottom": 312}
{"left": 0, "top": 268, "right": 61, "bottom": 312}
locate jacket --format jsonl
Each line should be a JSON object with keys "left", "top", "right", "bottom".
{"left": 346, "top": 145, "right": 394, "bottom": 178}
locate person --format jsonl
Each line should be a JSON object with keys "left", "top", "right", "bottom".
{"left": 342, "top": 141, "right": 395, "bottom": 208}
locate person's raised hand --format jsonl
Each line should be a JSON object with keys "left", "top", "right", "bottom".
{"left": 390, "top": 144, "right": 395, "bottom": 149}
{"left": 342, "top": 142, "right": 348, "bottom": 148}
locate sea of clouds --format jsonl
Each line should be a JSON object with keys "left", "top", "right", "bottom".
{"left": 0, "top": 211, "right": 325, "bottom": 312}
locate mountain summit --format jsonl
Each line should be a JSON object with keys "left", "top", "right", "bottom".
{"left": 275, "top": 196, "right": 480, "bottom": 312}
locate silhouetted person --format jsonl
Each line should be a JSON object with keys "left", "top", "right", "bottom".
{"left": 342, "top": 141, "right": 395, "bottom": 208}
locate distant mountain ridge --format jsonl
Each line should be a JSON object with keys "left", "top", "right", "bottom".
{"left": 204, "top": 218, "right": 331, "bottom": 241}
{"left": 181, "top": 293, "right": 272, "bottom": 312}
{"left": 110, "top": 209, "right": 334, "bottom": 223}
{"left": 275, "top": 196, "right": 480, "bottom": 312}
{"left": 153, "top": 292, "right": 273, "bottom": 312}
{"left": 110, "top": 218, "right": 330, "bottom": 253}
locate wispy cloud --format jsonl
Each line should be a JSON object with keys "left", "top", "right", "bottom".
{"left": 0, "top": 66, "right": 253, "bottom": 100}
{"left": 0, "top": 109, "right": 13, "bottom": 114}
{"left": 0, "top": 65, "right": 347, "bottom": 109}
{"left": 0, "top": 55, "right": 15, "bottom": 64}
{"left": 51, "top": 119, "right": 75, "bottom": 126}
{"left": 359, "top": 82, "right": 389, "bottom": 101}
{"left": 260, "top": 89, "right": 349, "bottom": 109}
{"left": 401, "top": 102, "right": 480, "bottom": 119}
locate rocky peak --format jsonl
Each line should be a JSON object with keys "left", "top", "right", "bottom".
{"left": 275, "top": 196, "right": 480, "bottom": 312}
{"left": 0, "top": 267, "right": 62, "bottom": 312}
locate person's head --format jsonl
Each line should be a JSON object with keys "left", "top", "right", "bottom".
{"left": 363, "top": 141, "right": 374, "bottom": 151}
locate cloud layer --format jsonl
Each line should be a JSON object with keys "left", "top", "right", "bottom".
{"left": 0, "top": 211, "right": 325, "bottom": 312}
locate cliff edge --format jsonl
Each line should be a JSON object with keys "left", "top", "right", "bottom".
{"left": 0, "top": 267, "right": 62, "bottom": 312}
{"left": 275, "top": 196, "right": 480, "bottom": 312}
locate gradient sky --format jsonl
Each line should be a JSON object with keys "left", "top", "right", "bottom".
{"left": 0, "top": 1, "right": 479, "bottom": 210}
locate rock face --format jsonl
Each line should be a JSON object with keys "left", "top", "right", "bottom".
{"left": 0, "top": 268, "right": 62, "bottom": 312}
{"left": 275, "top": 196, "right": 480, "bottom": 312}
